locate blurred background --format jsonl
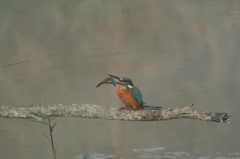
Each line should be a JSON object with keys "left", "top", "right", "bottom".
{"left": 0, "top": 0, "right": 239, "bottom": 158}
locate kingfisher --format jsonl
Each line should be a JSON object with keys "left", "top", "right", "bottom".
{"left": 96, "top": 74, "right": 143, "bottom": 110}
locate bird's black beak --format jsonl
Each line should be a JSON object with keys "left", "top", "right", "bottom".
{"left": 107, "top": 74, "right": 120, "bottom": 80}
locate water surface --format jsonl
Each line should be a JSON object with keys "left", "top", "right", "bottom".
{"left": 0, "top": 1, "right": 239, "bottom": 159}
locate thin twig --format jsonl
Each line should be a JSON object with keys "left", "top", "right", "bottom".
{"left": 57, "top": 90, "right": 68, "bottom": 104}
{"left": 48, "top": 118, "right": 57, "bottom": 159}
{"left": 0, "top": 60, "right": 34, "bottom": 69}
{"left": 42, "top": 133, "right": 51, "bottom": 142}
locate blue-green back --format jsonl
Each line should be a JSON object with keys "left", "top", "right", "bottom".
{"left": 130, "top": 86, "right": 143, "bottom": 107}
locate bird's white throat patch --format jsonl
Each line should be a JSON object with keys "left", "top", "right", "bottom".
{"left": 128, "top": 85, "right": 133, "bottom": 88}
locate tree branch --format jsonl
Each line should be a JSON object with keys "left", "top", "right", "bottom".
{"left": 0, "top": 104, "right": 230, "bottom": 123}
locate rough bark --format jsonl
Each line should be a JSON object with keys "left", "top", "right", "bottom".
{"left": 0, "top": 104, "right": 230, "bottom": 123}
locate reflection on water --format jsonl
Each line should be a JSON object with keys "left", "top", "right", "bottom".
{"left": 0, "top": 0, "right": 240, "bottom": 159}
{"left": 75, "top": 153, "right": 116, "bottom": 159}
{"left": 133, "top": 146, "right": 165, "bottom": 152}
{"left": 75, "top": 147, "right": 240, "bottom": 159}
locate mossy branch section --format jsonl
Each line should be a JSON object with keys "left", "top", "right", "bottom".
{"left": 0, "top": 104, "right": 230, "bottom": 123}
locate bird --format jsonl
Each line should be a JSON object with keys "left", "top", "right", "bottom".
{"left": 107, "top": 74, "right": 143, "bottom": 110}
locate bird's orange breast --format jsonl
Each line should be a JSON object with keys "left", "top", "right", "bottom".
{"left": 117, "top": 86, "right": 142, "bottom": 110}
